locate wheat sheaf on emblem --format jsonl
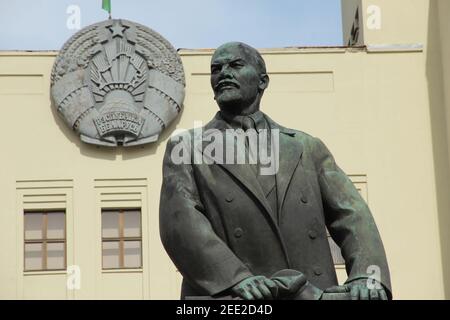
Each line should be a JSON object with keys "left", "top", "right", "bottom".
{"left": 51, "top": 19, "right": 185, "bottom": 147}
{"left": 90, "top": 39, "right": 148, "bottom": 102}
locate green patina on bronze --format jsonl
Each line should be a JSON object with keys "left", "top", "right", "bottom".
{"left": 159, "top": 42, "right": 391, "bottom": 300}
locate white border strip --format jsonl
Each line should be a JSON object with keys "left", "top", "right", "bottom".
{"left": 366, "top": 44, "right": 424, "bottom": 53}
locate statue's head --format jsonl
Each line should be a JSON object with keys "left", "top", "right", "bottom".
{"left": 210, "top": 42, "right": 269, "bottom": 114}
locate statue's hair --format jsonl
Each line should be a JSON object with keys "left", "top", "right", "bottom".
{"left": 213, "top": 42, "right": 267, "bottom": 75}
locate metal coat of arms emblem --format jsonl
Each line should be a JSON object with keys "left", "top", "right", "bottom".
{"left": 51, "top": 19, "right": 185, "bottom": 146}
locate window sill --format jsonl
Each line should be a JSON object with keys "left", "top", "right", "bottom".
{"left": 102, "top": 268, "right": 143, "bottom": 274}
{"left": 24, "top": 270, "right": 66, "bottom": 276}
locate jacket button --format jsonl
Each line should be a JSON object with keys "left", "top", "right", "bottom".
{"left": 314, "top": 268, "right": 322, "bottom": 276}
{"left": 300, "top": 195, "right": 308, "bottom": 204}
{"left": 308, "top": 230, "right": 317, "bottom": 239}
{"left": 226, "top": 193, "right": 234, "bottom": 202}
{"left": 234, "top": 228, "right": 243, "bottom": 238}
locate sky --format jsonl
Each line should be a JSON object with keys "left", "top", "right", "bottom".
{"left": 0, "top": 0, "right": 343, "bottom": 50}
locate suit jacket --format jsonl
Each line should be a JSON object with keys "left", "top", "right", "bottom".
{"left": 159, "top": 112, "right": 392, "bottom": 299}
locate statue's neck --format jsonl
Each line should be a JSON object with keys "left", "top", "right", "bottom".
{"left": 219, "top": 94, "right": 262, "bottom": 116}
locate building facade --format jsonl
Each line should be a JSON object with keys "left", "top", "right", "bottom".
{"left": 0, "top": 0, "right": 450, "bottom": 299}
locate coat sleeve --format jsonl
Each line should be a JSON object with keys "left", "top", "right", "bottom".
{"left": 312, "top": 137, "right": 392, "bottom": 298}
{"left": 159, "top": 137, "right": 253, "bottom": 296}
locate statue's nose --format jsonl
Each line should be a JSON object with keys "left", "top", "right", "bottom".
{"left": 219, "top": 65, "right": 233, "bottom": 79}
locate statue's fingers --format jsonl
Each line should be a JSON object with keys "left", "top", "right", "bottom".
{"left": 264, "top": 279, "right": 278, "bottom": 298}
{"left": 350, "top": 285, "right": 360, "bottom": 300}
{"left": 379, "top": 289, "right": 388, "bottom": 301}
{"left": 234, "top": 286, "right": 253, "bottom": 300}
{"left": 241, "top": 289, "right": 255, "bottom": 300}
{"left": 358, "top": 287, "right": 369, "bottom": 300}
{"left": 370, "top": 289, "right": 380, "bottom": 300}
{"left": 324, "top": 285, "right": 349, "bottom": 293}
{"left": 360, "top": 287, "right": 369, "bottom": 300}
{"left": 257, "top": 283, "right": 273, "bottom": 300}
{"left": 264, "top": 278, "right": 278, "bottom": 294}
{"left": 250, "top": 286, "right": 264, "bottom": 300}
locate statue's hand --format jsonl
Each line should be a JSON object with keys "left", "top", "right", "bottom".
{"left": 325, "top": 279, "right": 388, "bottom": 300}
{"left": 231, "top": 276, "right": 278, "bottom": 300}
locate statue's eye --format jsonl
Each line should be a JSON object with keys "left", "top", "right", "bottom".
{"left": 211, "top": 66, "right": 220, "bottom": 74}
{"left": 230, "top": 61, "right": 244, "bottom": 68}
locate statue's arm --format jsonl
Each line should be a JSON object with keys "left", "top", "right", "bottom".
{"left": 312, "top": 137, "right": 392, "bottom": 298}
{"left": 159, "top": 139, "right": 252, "bottom": 296}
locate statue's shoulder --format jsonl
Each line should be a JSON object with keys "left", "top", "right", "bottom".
{"left": 287, "top": 128, "right": 334, "bottom": 160}
{"left": 286, "top": 128, "right": 320, "bottom": 152}
{"left": 265, "top": 115, "right": 318, "bottom": 150}
{"left": 288, "top": 127, "right": 315, "bottom": 141}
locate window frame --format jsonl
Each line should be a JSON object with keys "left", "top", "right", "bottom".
{"left": 23, "top": 210, "right": 67, "bottom": 272}
{"left": 101, "top": 208, "right": 143, "bottom": 270}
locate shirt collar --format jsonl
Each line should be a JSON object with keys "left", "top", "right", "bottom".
{"left": 218, "top": 110, "right": 267, "bottom": 131}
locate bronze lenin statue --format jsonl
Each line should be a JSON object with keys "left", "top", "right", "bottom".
{"left": 159, "top": 42, "right": 391, "bottom": 300}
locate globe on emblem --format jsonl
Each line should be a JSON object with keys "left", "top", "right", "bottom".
{"left": 51, "top": 19, "right": 185, "bottom": 146}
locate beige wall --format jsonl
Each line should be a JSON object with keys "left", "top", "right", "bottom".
{"left": 1, "top": 0, "right": 450, "bottom": 300}
{"left": 362, "top": 0, "right": 428, "bottom": 46}
{"left": 342, "top": 0, "right": 450, "bottom": 299}
{"left": 427, "top": 0, "right": 450, "bottom": 299}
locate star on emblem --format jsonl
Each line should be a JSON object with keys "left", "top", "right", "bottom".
{"left": 109, "top": 22, "right": 127, "bottom": 38}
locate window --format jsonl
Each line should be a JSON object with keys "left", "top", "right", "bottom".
{"left": 24, "top": 211, "right": 66, "bottom": 271}
{"left": 102, "top": 209, "right": 142, "bottom": 269}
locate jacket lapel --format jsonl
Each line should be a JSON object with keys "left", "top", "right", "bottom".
{"left": 195, "top": 112, "right": 305, "bottom": 266}
{"left": 276, "top": 132, "right": 303, "bottom": 213}
{"left": 199, "top": 115, "right": 277, "bottom": 227}
{"left": 219, "top": 162, "right": 275, "bottom": 223}
{"left": 264, "top": 116, "right": 303, "bottom": 214}
{"left": 199, "top": 113, "right": 304, "bottom": 219}
{"left": 210, "top": 147, "right": 291, "bottom": 267}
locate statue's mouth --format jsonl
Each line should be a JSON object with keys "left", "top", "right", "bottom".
{"left": 215, "top": 81, "right": 240, "bottom": 91}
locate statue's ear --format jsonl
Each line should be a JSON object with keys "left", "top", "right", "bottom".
{"left": 259, "top": 73, "right": 269, "bottom": 91}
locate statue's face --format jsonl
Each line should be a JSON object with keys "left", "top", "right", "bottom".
{"left": 210, "top": 44, "right": 263, "bottom": 112}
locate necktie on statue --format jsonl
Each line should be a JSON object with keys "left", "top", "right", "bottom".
{"left": 241, "top": 115, "right": 278, "bottom": 220}
{"left": 240, "top": 116, "right": 259, "bottom": 169}
{"left": 241, "top": 116, "right": 256, "bottom": 132}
